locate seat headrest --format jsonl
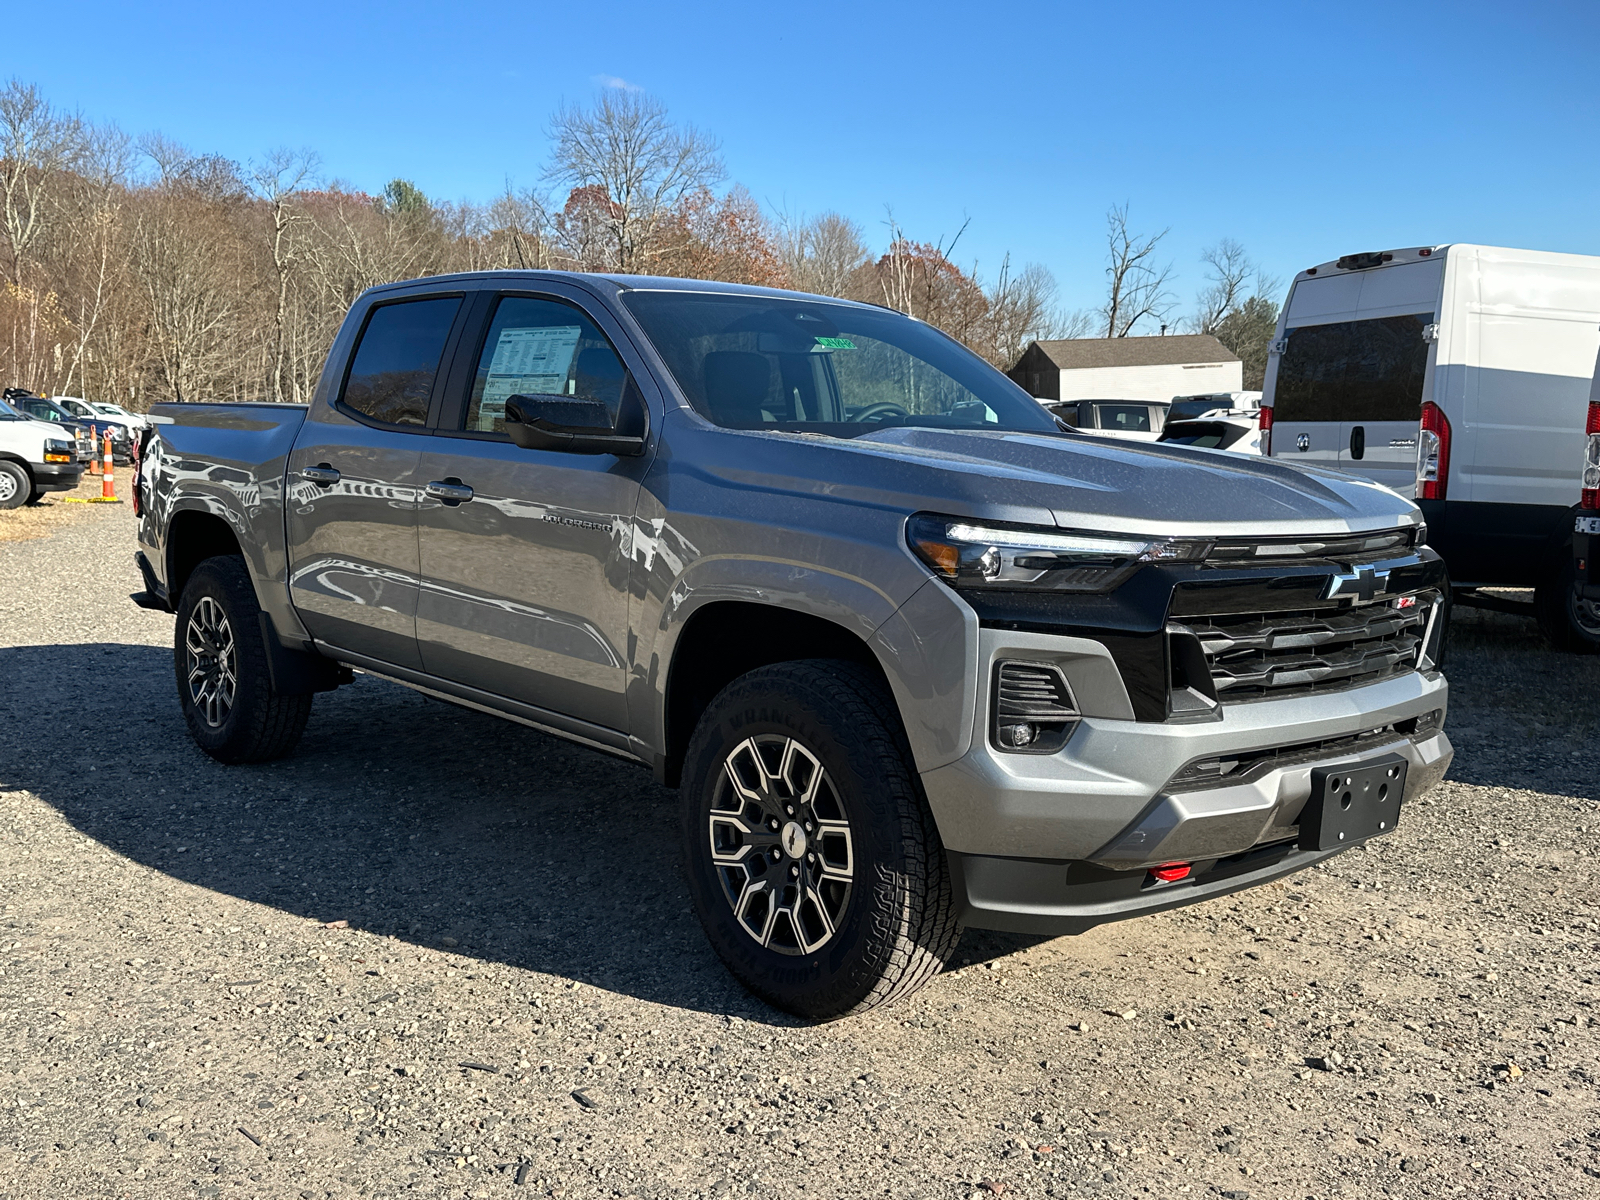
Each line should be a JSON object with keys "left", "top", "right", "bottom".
{"left": 702, "top": 351, "right": 773, "bottom": 426}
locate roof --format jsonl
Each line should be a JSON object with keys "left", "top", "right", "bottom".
{"left": 366, "top": 269, "right": 877, "bottom": 310}
{"left": 1026, "top": 334, "right": 1239, "bottom": 370}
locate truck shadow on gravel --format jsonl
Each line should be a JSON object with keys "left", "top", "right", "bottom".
{"left": 1, "top": 642, "right": 1039, "bottom": 1020}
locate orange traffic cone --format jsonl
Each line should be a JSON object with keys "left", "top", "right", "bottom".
{"left": 101, "top": 431, "right": 117, "bottom": 500}
{"left": 84, "top": 434, "right": 99, "bottom": 476}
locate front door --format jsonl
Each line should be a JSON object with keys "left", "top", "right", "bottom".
{"left": 413, "top": 289, "right": 652, "bottom": 733}
{"left": 286, "top": 294, "right": 465, "bottom": 670}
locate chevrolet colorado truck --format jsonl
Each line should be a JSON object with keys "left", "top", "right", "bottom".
{"left": 135, "top": 272, "right": 1453, "bottom": 1018}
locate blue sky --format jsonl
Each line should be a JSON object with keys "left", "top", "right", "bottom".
{"left": 5, "top": 0, "right": 1598, "bottom": 319}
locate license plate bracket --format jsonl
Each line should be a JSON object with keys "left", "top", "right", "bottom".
{"left": 1301, "top": 753, "right": 1408, "bottom": 851}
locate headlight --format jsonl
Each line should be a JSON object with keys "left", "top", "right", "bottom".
{"left": 44, "top": 438, "right": 72, "bottom": 453}
{"left": 907, "top": 513, "right": 1208, "bottom": 593}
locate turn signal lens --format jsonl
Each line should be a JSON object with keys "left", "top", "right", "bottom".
{"left": 1151, "top": 863, "right": 1192, "bottom": 883}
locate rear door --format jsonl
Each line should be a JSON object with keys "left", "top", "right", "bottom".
{"left": 1271, "top": 263, "right": 1439, "bottom": 492}
{"left": 286, "top": 293, "right": 466, "bottom": 670}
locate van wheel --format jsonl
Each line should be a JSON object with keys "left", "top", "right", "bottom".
{"left": 1536, "top": 552, "right": 1600, "bottom": 655}
{"left": 174, "top": 555, "right": 314, "bottom": 762}
{"left": 0, "top": 461, "right": 30, "bottom": 509}
{"left": 680, "top": 660, "right": 960, "bottom": 1020}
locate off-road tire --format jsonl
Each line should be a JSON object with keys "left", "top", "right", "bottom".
{"left": 0, "top": 460, "right": 29, "bottom": 509}
{"left": 680, "top": 659, "right": 960, "bottom": 1020}
{"left": 1535, "top": 551, "right": 1600, "bottom": 655}
{"left": 174, "top": 555, "right": 313, "bottom": 763}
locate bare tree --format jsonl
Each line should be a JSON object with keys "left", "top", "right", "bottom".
{"left": 981, "top": 256, "right": 1063, "bottom": 369}
{"left": 545, "top": 91, "right": 723, "bottom": 272}
{"left": 488, "top": 184, "right": 551, "bottom": 269}
{"left": 777, "top": 210, "right": 869, "bottom": 297}
{"left": 1100, "top": 203, "right": 1176, "bottom": 338}
{"left": 251, "top": 148, "right": 319, "bottom": 402}
{"left": 0, "top": 79, "right": 85, "bottom": 284}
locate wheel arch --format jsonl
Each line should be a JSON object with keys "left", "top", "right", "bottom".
{"left": 166, "top": 507, "right": 246, "bottom": 605}
{"left": 660, "top": 600, "right": 891, "bottom": 788}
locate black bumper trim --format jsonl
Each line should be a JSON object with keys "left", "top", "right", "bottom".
{"left": 950, "top": 840, "right": 1344, "bottom": 935}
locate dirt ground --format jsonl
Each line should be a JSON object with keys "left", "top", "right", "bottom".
{"left": 2, "top": 502, "right": 1598, "bottom": 1200}
{"left": 0, "top": 471, "right": 127, "bottom": 544}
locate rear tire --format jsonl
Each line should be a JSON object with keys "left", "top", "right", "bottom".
{"left": 1536, "top": 551, "right": 1600, "bottom": 655}
{"left": 0, "top": 461, "right": 29, "bottom": 509}
{"left": 174, "top": 555, "right": 313, "bottom": 763}
{"left": 680, "top": 659, "right": 960, "bottom": 1020}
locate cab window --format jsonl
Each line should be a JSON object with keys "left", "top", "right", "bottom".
{"left": 340, "top": 296, "right": 463, "bottom": 427}
{"left": 1095, "top": 404, "right": 1153, "bottom": 433}
{"left": 462, "top": 296, "right": 629, "bottom": 435}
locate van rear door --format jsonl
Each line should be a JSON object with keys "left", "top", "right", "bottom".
{"left": 1270, "top": 261, "right": 1440, "bottom": 494}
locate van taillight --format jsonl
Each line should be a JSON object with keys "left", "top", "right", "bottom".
{"left": 1417, "top": 402, "right": 1451, "bottom": 501}
{"left": 1583, "top": 400, "right": 1600, "bottom": 510}
{"left": 1258, "top": 405, "right": 1274, "bottom": 457}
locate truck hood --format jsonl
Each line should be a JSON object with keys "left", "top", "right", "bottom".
{"left": 692, "top": 423, "right": 1420, "bottom": 538}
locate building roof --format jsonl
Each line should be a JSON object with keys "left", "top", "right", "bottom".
{"left": 1027, "top": 333, "right": 1239, "bottom": 370}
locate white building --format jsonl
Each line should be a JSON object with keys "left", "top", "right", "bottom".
{"left": 1009, "top": 334, "right": 1243, "bottom": 402}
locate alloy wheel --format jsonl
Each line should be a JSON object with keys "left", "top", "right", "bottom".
{"left": 0, "top": 471, "right": 17, "bottom": 504}
{"left": 185, "top": 596, "right": 237, "bottom": 728}
{"left": 708, "top": 735, "right": 854, "bottom": 954}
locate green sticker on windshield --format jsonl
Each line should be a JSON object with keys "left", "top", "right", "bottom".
{"left": 813, "top": 336, "right": 856, "bottom": 350}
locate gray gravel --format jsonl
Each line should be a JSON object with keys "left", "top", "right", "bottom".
{"left": 2, "top": 502, "right": 1599, "bottom": 1199}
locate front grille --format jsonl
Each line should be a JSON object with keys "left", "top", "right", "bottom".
{"left": 1175, "top": 598, "right": 1432, "bottom": 703}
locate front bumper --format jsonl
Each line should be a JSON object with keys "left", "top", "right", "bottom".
{"left": 922, "top": 628, "right": 1451, "bottom": 932}
{"left": 33, "top": 461, "right": 84, "bottom": 492}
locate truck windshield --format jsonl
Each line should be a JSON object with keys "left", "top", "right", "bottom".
{"left": 621, "top": 291, "right": 1058, "bottom": 437}
{"left": 1274, "top": 313, "right": 1432, "bottom": 422}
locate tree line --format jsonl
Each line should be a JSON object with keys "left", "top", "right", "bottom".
{"left": 0, "top": 80, "right": 1279, "bottom": 409}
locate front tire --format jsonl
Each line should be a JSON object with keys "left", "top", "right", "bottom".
{"left": 680, "top": 660, "right": 959, "bottom": 1020}
{"left": 174, "top": 555, "right": 313, "bottom": 763}
{"left": 0, "top": 461, "right": 29, "bottom": 509}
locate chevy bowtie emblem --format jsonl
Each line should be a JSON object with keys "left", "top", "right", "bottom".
{"left": 1325, "top": 564, "right": 1391, "bottom": 602}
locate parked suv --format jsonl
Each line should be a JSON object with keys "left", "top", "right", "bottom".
{"left": 137, "top": 272, "right": 1453, "bottom": 1018}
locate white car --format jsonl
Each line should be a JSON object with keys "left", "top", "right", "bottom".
{"left": 88, "top": 400, "right": 149, "bottom": 432}
{"left": 0, "top": 396, "right": 83, "bottom": 507}
{"left": 53, "top": 396, "right": 144, "bottom": 439}
{"left": 1158, "top": 410, "right": 1264, "bottom": 455}
{"left": 1043, "top": 398, "right": 1170, "bottom": 442}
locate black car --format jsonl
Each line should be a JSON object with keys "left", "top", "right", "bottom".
{"left": 4, "top": 390, "right": 130, "bottom": 463}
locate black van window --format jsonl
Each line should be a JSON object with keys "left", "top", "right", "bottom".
{"left": 341, "top": 297, "right": 462, "bottom": 427}
{"left": 1274, "top": 313, "right": 1432, "bottom": 423}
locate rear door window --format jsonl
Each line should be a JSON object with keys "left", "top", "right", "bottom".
{"left": 341, "top": 297, "right": 463, "bottom": 427}
{"left": 1274, "top": 313, "right": 1432, "bottom": 423}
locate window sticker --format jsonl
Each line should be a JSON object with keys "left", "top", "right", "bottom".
{"left": 477, "top": 325, "right": 582, "bottom": 429}
{"left": 813, "top": 336, "right": 856, "bottom": 351}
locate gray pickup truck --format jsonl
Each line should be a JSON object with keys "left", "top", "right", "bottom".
{"left": 135, "top": 271, "right": 1453, "bottom": 1018}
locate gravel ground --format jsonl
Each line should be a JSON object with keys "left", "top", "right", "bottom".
{"left": 0, "top": 474, "right": 126, "bottom": 544}
{"left": 2, "top": 504, "right": 1598, "bottom": 1200}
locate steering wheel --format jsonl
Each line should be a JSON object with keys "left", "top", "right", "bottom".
{"left": 851, "top": 402, "right": 909, "bottom": 424}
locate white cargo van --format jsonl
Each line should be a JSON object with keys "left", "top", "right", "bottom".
{"left": 1263, "top": 244, "right": 1600, "bottom": 650}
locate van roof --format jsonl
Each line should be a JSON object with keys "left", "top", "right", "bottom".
{"left": 1293, "top": 243, "right": 1600, "bottom": 283}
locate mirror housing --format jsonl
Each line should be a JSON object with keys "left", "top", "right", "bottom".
{"left": 503, "top": 393, "right": 646, "bottom": 456}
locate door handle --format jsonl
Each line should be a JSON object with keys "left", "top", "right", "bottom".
{"left": 1349, "top": 425, "right": 1365, "bottom": 460}
{"left": 301, "top": 464, "right": 341, "bottom": 485}
{"left": 425, "top": 479, "right": 475, "bottom": 506}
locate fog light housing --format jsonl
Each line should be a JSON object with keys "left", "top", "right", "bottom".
{"left": 997, "top": 722, "right": 1038, "bottom": 749}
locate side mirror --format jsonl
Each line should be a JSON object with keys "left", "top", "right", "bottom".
{"left": 503, "top": 393, "right": 646, "bottom": 456}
